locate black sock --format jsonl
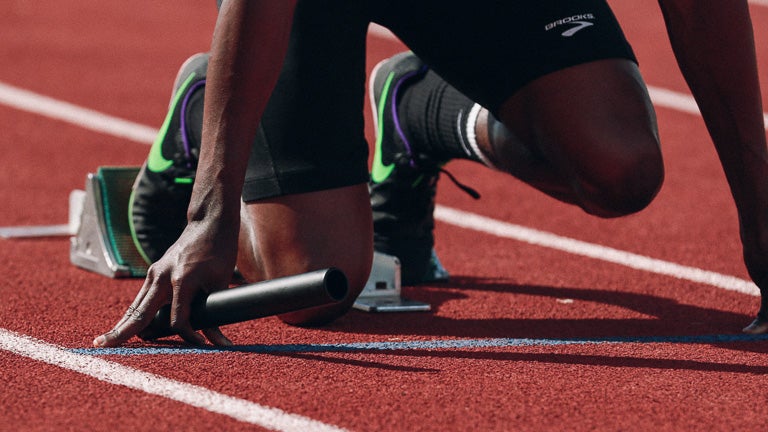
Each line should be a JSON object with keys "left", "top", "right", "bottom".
{"left": 399, "top": 70, "right": 485, "bottom": 164}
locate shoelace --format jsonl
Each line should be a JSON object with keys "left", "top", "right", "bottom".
{"left": 439, "top": 166, "right": 480, "bottom": 199}
{"left": 403, "top": 153, "right": 481, "bottom": 200}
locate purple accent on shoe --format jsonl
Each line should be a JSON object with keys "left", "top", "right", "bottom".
{"left": 390, "top": 66, "right": 427, "bottom": 168}
{"left": 180, "top": 79, "right": 206, "bottom": 168}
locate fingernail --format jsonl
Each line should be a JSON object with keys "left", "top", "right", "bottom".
{"left": 93, "top": 335, "right": 105, "bottom": 347}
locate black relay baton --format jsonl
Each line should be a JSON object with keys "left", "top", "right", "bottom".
{"left": 138, "top": 267, "right": 349, "bottom": 341}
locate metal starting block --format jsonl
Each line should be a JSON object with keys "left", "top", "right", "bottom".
{"left": 69, "top": 166, "right": 430, "bottom": 312}
{"left": 70, "top": 166, "right": 149, "bottom": 278}
{"left": 352, "top": 252, "right": 431, "bottom": 312}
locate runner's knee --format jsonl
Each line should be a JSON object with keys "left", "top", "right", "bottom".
{"left": 577, "top": 136, "right": 664, "bottom": 218}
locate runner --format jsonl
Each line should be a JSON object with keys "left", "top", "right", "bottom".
{"left": 95, "top": 0, "right": 768, "bottom": 347}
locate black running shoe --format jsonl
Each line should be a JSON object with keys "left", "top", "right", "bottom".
{"left": 130, "top": 53, "right": 208, "bottom": 263}
{"left": 368, "top": 52, "right": 451, "bottom": 285}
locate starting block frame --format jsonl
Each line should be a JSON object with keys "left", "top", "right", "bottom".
{"left": 352, "top": 252, "right": 431, "bottom": 312}
{"left": 69, "top": 166, "right": 431, "bottom": 312}
{"left": 70, "top": 167, "right": 149, "bottom": 278}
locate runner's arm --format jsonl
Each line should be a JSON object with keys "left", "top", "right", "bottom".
{"left": 194, "top": 0, "right": 296, "bottom": 226}
{"left": 658, "top": 0, "right": 768, "bottom": 331}
{"left": 93, "top": 0, "right": 297, "bottom": 347}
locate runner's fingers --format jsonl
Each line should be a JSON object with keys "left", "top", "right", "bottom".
{"left": 169, "top": 281, "right": 206, "bottom": 345}
{"left": 202, "top": 327, "right": 233, "bottom": 346}
{"left": 94, "top": 279, "right": 169, "bottom": 347}
{"left": 111, "top": 278, "right": 153, "bottom": 330}
{"left": 743, "top": 317, "right": 768, "bottom": 334}
{"left": 175, "top": 324, "right": 207, "bottom": 346}
{"left": 94, "top": 301, "right": 156, "bottom": 347}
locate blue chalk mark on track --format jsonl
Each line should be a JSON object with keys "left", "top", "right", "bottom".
{"left": 72, "top": 333, "right": 768, "bottom": 356}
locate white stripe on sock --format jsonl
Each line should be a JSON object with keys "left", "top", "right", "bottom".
{"left": 465, "top": 103, "right": 497, "bottom": 168}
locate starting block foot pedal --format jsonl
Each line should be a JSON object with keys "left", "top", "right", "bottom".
{"left": 70, "top": 166, "right": 149, "bottom": 278}
{"left": 353, "top": 252, "right": 431, "bottom": 312}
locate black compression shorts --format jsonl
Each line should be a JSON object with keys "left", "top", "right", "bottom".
{"left": 240, "top": 0, "right": 636, "bottom": 201}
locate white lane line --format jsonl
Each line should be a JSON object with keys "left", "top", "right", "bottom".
{"left": 367, "top": 23, "right": 400, "bottom": 42}
{"left": 0, "top": 74, "right": 762, "bottom": 297}
{"left": 0, "top": 81, "right": 157, "bottom": 144}
{"left": 0, "top": 224, "right": 72, "bottom": 238}
{"left": 648, "top": 85, "right": 768, "bottom": 128}
{"left": 0, "top": 328, "right": 348, "bottom": 432}
{"left": 435, "top": 206, "right": 760, "bottom": 297}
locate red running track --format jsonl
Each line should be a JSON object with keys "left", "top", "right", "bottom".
{"left": 1, "top": 1, "right": 767, "bottom": 431}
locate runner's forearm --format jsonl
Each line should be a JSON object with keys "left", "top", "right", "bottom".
{"left": 189, "top": 0, "right": 296, "bottom": 223}
{"left": 658, "top": 0, "right": 768, "bottom": 226}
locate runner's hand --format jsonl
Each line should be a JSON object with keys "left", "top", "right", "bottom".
{"left": 741, "top": 238, "right": 768, "bottom": 334}
{"left": 93, "top": 220, "right": 237, "bottom": 347}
